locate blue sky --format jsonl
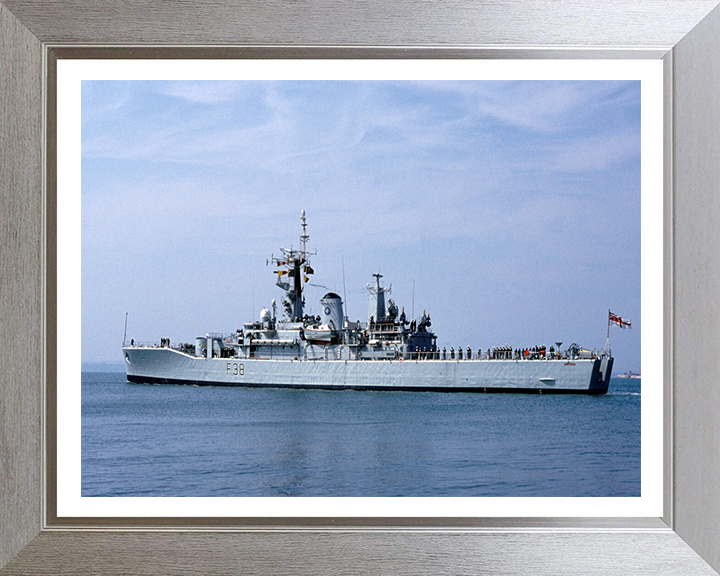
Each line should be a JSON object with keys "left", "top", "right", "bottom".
{"left": 82, "top": 79, "right": 641, "bottom": 372}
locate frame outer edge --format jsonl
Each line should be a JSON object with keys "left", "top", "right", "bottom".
{"left": 0, "top": 1, "right": 43, "bottom": 570}
{"left": 671, "top": 3, "right": 720, "bottom": 573}
{"left": 2, "top": 531, "right": 720, "bottom": 576}
{"left": 1, "top": 0, "right": 719, "bottom": 46}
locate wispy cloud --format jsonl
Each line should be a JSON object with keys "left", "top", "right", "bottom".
{"left": 410, "top": 80, "right": 639, "bottom": 133}
{"left": 152, "top": 80, "right": 248, "bottom": 104}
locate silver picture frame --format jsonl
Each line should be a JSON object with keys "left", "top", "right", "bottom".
{"left": 2, "top": 1, "right": 720, "bottom": 574}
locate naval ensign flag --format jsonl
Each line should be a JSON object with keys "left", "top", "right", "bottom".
{"left": 609, "top": 311, "right": 632, "bottom": 329}
{"left": 606, "top": 310, "right": 631, "bottom": 351}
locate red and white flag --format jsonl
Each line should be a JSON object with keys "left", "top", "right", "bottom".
{"left": 609, "top": 311, "right": 631, "bottom": 329}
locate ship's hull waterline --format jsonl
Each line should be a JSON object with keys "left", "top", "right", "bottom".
{"left": 124, "top": 347, "right": 613, "bottom": 394}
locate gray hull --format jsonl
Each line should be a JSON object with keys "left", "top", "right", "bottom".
{"left": 123, "top": 347, "right": 613, "bottom": 394}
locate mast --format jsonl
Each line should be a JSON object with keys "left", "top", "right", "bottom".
{"left": 342, "top": 255, "right": 348, "bottom": 322}
{"left": 292, "top": 209, "right": 308, "bottom": 320}
{"left": 292, "top": 253, "right": 303, "bottom": 320}
{"left": 270, "top": 210, "right": 315, "bottom": 322}
{"left": 606, "top": 308, "right": 611, "bottom": 353}
{"left": 367, "top": 272, "right": 391, "bottom": 323}
{"left": 123, "top": 312, "right": 128, "bottom": 346}
{"left": 300, "top": 209, "right": 309, "bottom": 258}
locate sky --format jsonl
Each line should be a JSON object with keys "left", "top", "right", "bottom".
{"left": 81, "top": 79, "right": 641, "bottom": 372}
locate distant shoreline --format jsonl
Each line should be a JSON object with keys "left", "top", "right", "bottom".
{"left": 82, "top": 363, "right": 125, "bottom": 373}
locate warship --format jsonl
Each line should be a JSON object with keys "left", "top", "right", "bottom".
{"left": 123, "top": 211, "right": 614, "bottom": 394}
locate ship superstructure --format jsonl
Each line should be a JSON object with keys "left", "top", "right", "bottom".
{"left": 123, "top": 211, "right": 613, "bottom": 394}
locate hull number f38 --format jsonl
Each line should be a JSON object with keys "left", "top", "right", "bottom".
{"left": 227, "top": 362, "right": 244, "bottom": 376}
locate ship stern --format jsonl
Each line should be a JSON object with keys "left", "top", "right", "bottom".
{"left": 588, "top": 356, "right": 614, "bottom": 395}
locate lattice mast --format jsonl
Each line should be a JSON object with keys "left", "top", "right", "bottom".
{"left": 269, "top": 210, "right": 315, "bottom": 321}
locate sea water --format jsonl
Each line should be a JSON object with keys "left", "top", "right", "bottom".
{"left": 81, "top": 372, "right": 640, "bottom": 497}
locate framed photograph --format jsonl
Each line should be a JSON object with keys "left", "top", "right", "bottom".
{"left": 2, "top": 2, "right": 720, "bottom": 574}
{"left": 57, "top": 59, "right": 662, "bottom": 521}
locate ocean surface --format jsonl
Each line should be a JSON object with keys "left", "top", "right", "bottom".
{"left": 81, "top": 372, "right": 640, "bottom": 497}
